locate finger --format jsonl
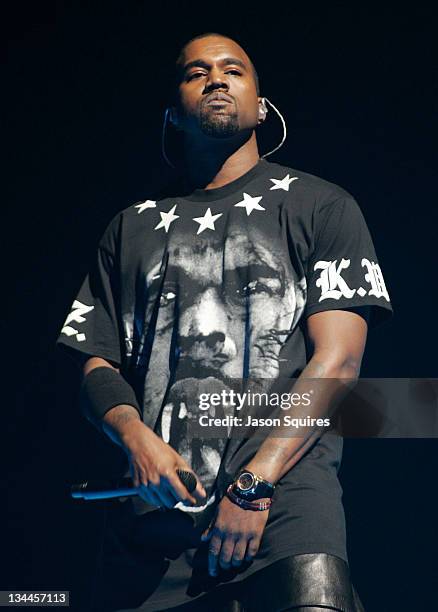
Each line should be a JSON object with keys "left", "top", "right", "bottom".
{"left": 201, "top": 528, "right": 212, "bottom": 542}
{"left": 145, "top": 473, "right": 177, "bottom": 509}
{"left": 219, "top": 537, "right": 236, "bottom": 571}
{"left": 194, "top": 478, "right": 207, "bottom": 501}
{"left": 201, "top": 515, "right": 216, "bottom": 542}
{"left": 181, "top": 471, "right": 207, "bottom": 503}
{"left": 168, "top": 473, "right": 197, "bottom": 506}
{"left": 154, "top": 487, "right": 175, "bottom": 508}
{"left": 136, "top": 467, "right": 164, "bottom": 507}
{"left": 129, "top": 463, "right": 140, "bottom": 488}
{"left": 138, "top": 484, "right": 159, "bottom": 506}
{"left": 208, "top": 533, "right": 222, "bottom": 577}
{"left": 178, "top": 462, "right": 207, "bottom": 501}
{"left": 138, "top": 483, "right": 162, "bottom": 507}
{"left": 164, "top": 479, "right": 185, "bottom": 506}
{"left": 152, "top": 483, "right": 178, "bottom": 509}
{"left": 168, "top": 466, "right": 196, "bottom": 502}
{"left": 244, "top": 538, "right": 260, "bottom": 562}
{"left": 231, "top": 539, "right": 247, "bottom": 568}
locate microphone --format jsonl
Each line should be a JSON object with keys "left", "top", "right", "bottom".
{"left": 71, "top": 469, "right": 197, "bottom": 500}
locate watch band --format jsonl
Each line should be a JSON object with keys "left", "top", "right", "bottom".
{"left": 226, "top": 484, "right": 273, "bottom": 511}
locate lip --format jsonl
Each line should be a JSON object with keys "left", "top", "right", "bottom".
{"left": 204, "top": 92, "right": 234, "bottom": 105}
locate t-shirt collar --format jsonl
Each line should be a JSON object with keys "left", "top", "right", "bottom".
{"left": 180, "top": 158, "right": 272, "bottom": 202}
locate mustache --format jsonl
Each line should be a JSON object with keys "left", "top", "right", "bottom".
{"left": 202, "top": 91, "right": 235, "bottom": 105}
{"left": 200, "top": 98, "right": 237, "bottom": 114}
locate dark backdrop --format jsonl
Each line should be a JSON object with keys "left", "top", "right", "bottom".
{"left": 3, "top": 3, "right": 437, "bottom": 611}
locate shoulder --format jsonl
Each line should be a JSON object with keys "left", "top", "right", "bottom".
{"left": 264, "top": 160, "right": 357, "bottom": 210}
{"left": 119, "top": 174, "right": 183, "bottom": 220}
{"left": 105, "top": 195, "right": 164, "bottom": 242}
{"left": 95, "top": 202, "right": 152, "bottom": 254}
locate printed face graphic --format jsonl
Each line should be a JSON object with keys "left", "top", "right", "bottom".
{"left": 124, "top": 225, "right": 306, "bottom": 499}
{"left": 157, "top": 229, "right": 301, "bottom": 379}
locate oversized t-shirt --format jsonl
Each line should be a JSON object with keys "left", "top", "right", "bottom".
{"left": 57, "top": 158, "right": 393, "bottom": 611}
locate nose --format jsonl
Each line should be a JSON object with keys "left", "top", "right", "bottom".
{"left": 204, "top": 68, "right": 229, "bottom": 92}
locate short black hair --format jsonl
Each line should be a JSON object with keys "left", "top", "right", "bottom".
{"left": 172, "top": 32, "right": 260, "bottom": 104}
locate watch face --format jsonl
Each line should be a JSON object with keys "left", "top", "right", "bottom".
{"left": 237, "top": 472, "right": 255, "bottom": 491}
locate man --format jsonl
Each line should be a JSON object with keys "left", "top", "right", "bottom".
{"left": 57, "top": 32, "right": 393, "bottom": 611}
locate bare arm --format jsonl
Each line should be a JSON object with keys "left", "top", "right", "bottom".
{"left": 245, "top": 308, "right": 369, "bottom": 483}
{"left": 202, "top": 308, "right": 370, "bottom": 576}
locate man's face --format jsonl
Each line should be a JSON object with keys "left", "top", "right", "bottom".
{"left": 173, "top": 36, "right": 261, "bottom": 139}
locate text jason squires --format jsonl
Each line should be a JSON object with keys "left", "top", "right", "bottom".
{"left": 197, "top": 389, "right": 331, "bottom": 428}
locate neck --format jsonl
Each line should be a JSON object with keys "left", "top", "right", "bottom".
{"left": 181, "top": 130, "right": 261, "bottom": 191}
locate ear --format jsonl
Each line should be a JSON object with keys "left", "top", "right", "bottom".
{"left": 169, "top": 106, "right": 180, "bottom": 129}
{"left": 258, "top": 97, "right": 268, "bottom": 123}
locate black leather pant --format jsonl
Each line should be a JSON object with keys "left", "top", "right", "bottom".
{"left": 164, "top": 552, "right": 365, "bottom": 612}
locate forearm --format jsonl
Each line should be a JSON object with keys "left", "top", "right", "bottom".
{"left": 81, "top": 356, "right": 145, "bottom": 447}
{"left": 246, "top": 353, "right": 359, "bottom": 483}
{"left": 101, "top": 404, "right": 144, "bottom": 448}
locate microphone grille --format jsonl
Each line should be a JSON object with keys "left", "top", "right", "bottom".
{"left": 176, "top": 469, "right": 197, "bottom": 493}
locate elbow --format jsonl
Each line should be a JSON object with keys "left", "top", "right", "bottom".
{"left": 338, "top": 354, "right": 362, "bottom": 379}
{"left": 313, "top": 350, "right": 362, "bottom": 380}
{"left": 338, "top": 360, "right": 361, "bottom": 380}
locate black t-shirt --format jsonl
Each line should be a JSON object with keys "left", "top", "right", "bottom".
{"left": 57, "top": 158, "right": 393, "bottom": 610}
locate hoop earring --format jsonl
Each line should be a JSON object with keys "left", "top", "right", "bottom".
{"left": 161, "top": 108, "right": 176, "bottom": 169}
{"left": 260, "top": 97, "right": 287, "bottom": 159}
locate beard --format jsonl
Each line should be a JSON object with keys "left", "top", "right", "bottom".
{"left": 199, "top": 106, "right": 240, "bottom": 138}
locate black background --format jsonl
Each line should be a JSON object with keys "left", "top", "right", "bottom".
{"left": 3, "top": 2, "right": 437, "bottom": 611}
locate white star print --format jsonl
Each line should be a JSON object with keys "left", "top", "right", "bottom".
{"left": 154, "top": 204, "right": 179, "bottom": 233}
{"left": 269, "top": 174, "right": 299, "bottom": 191}
{"left": 234, "top": 192, "right": 265, "bottom": 216}
{"left": 134, "top": 199, "right": 157, "bottom": 213}
{"left": 193, "top": 207, "right": 223, "bottom": 234}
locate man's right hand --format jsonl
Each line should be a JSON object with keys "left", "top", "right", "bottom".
{"left": 121, "top": 421, "right": 207, "bottom": 509}
{"left": 81, "top": 357, "right": 206, "bottom": 509}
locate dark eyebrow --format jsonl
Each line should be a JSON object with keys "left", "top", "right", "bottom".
{"left": 182, "top": 57, "right": 247, "bottom": 75}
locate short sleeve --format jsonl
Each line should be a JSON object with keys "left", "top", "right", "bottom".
{"left": 304, "top": 196, "right": 393, "bottom": 329}
{"left": 56, "top": 215, "right": 123, "bottom": 366}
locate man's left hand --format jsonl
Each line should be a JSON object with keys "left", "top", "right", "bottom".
{"left": 201, "top": 495, "right": 270, "bottom": 577}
